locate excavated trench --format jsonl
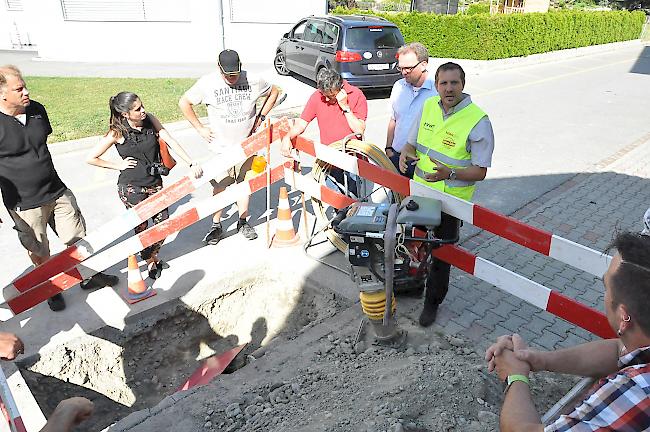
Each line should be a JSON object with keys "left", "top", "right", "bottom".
{"left": 17, "top": 270, "right": 349, "bottom": 431}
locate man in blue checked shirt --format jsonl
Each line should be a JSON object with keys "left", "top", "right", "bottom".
{"left": 485, "top": 231, "right": 650, "bottom": 432}
{"left": 384, "top": 42, "right": 437, "bottom": 179}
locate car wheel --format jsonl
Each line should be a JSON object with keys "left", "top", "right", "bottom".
{"left": 316, "top": 67, "right": 328, "bottom": 84}
{"left": 274, "top": 52, "right": 290, "bottom": 76}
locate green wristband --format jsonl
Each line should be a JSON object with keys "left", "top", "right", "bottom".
{"left": 504, "top": 374, "right": 529, "bottom": 394}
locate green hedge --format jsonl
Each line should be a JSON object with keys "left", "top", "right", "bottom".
{"left": 464, "top": 3, "right": 490, "bottom": 15}
{"left": 333, "top": 7, "right": 645, "bottom": 59}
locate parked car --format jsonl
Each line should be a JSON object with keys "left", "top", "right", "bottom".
{"left": 274, "top": 15, "right": 405, "bottom": 89}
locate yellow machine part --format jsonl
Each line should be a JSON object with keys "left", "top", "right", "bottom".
{"left": 359, "top": 290, "right": 397, "bottom": 321}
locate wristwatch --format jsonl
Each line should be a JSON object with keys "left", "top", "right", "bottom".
{"left": 449, "top": 169, "right": 457, "bottom": 180}
{"left": 504, "top": 374, "right": 529, "bottom": 395}
{"left": 259, "top": 114, "right": 266, "bottom": 122}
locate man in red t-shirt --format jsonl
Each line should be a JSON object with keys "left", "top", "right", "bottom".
{"left": 281, "top": 69, "right": 367, "bottom": 155}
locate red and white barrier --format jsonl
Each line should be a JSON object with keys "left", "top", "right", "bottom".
{"left": 290, "top": 136, "right": 612, "bottom": 278}
{"left": 6, "top": 164, "right": 288, "bottom": 316}
{"left": 5, "top": 119, "right": 291, "bottom": 296}
{"left": 0, "top": 368, "right": 26, "bottom": 432}
{"left": 284, "top": 165, "right": 616, "bottom": 340}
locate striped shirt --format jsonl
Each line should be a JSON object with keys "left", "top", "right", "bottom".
{"left": 545, "top": 345, "right": 650, "bottom": 432}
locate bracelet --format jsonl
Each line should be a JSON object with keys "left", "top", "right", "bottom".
{"left": 504, "top": 374, "right": 529, "bottom": 395}
{"left": 385, "top": 146, "right": 394, "bottom": 152}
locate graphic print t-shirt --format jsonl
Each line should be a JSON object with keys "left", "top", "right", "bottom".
{"left": 184, "top": 71, "right": 271, "bottom": 153}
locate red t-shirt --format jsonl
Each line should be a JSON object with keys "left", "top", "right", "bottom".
{"left": 300, "top": 81, "right": 368, "bottom": 145}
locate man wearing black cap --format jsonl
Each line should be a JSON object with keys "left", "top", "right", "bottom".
{"left": 179, "top": 49, "right": 278, "bottom": 246}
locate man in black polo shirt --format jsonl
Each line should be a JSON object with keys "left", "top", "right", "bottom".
{"left": 0, "top": 65, "right": 118, "bottom": 311}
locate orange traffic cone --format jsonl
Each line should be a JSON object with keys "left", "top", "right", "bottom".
{"left": 122, "top": 254, "right": 156, "bottom": 304}
{"left": 271, "top": 187, "right": 300, "bottom": 247}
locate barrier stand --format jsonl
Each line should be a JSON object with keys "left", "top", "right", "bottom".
{"left": 283, "top": 164, "right": 616, "bottom": 339}
{"left": 288, "top": 131, "right": 612, "bottom": 279}
{"left": 6, "top": 163, "right": 288, "bottom": 316}
{"left": 4, "top": 119, "right": 291, "bottom": 296}
{"left": 0, "top": 367, "right": 26, "bottom": 432}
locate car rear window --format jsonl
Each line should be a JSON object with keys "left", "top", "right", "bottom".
{"left": 345, "top": 26, "right": 403, "bottom": 50}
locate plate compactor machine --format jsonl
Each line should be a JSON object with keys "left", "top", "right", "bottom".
{"left": 332, "top": 196, "right": 458, "bottom": 346}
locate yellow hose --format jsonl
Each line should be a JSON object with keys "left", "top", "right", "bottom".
{"left": 311, "top": 139, "right": 404, "bottom": 252}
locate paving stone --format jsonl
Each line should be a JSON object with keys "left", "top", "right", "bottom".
{"left": 501, "top": 315, "right": 529, "bottom": 333}
{"left": 490, "top": 301, "right": 518, "bottom": 319}
{"left": 535, "top": 329, "right": 565, "bottom": 351}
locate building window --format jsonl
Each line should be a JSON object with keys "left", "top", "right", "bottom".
{"left": 60, "top": 0, "right": 190, "bottom": 22}
{"left": 6, "top": 0, "right": 23, "bottom": 11}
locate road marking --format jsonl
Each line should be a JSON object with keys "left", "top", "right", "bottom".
{"left": 474, "top": 58, "right": 633, "bottom": 98}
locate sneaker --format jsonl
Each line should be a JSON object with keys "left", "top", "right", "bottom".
{"left": 238, "top": 220, "right": 258, "bottom": 240}
{"left": 80, "top": 272, "right": 119, "bottom": 291}
{"left": 418, "top": 303, "right": 439, "bottom": 327}
{"left": 203, "top": 225, "right": 223, "bottom": 245}
{"left": 148, "top": 260, "right": 170, "bottom": 280}
{"left": 47, "top": 293, "right": 66, "bottom": 312}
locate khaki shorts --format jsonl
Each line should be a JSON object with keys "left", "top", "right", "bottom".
{"left": 209, "top": 155, "right": 255, "bottom": 189}
{"left": 9, "top": 189, "right": 86, "bottom": 258}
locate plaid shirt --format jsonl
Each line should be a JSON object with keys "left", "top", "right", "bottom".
{"left": 545, "top": 345, "right": 650, "bottom": 432}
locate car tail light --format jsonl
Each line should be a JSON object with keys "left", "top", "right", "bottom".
{"left": 336, "top": 50, "right": 362, "bottom": 63}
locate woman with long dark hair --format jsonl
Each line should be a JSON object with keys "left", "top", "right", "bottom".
{"left": 87, "top": 92, "right": 202, "bottom": 279}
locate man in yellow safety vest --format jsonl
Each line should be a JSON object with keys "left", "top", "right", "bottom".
{"left": 399, "top": 62, "right": 495, "bottom": 327}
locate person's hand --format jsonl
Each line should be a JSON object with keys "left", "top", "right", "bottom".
{"left": 485, "top": 334, "right": 515, "bottom": 373}
{"left": 55, "top": 397, "right": 94, "bottom": 425}
{"left": 336, "top": 89, "right": 349, "bottom": 112}
{"left": 423, "top": 158, "right": 451, "bottom": 183}
{"left": 487, "top": 334, "right": 532, "bottom": 381}
{"left": 281, "top": 135, "right": 294, "bottom": 158}
{"left": 399, "top": 151, "right": 419, "bottom": 173}
{"left": 189, "top": 164, "right": 203, "bottom": 179}
{"left": 0, "top": 332, "right": 23, "bottom": 360}
{"left": 385, "top": 148, "right": 395, "bottom": 158}
{"left": 118, "top": 157, "right": 137, "bottom": 171}
{"left": 198, "top": 126, "right": 215, "bottom": 142}
{"left": 514, "top": 346, "right": 547, "bottom": 372}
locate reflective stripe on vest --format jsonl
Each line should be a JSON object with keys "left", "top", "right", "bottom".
{"left": 413, "top": 166, "right": 475, "bottom": 187}
{"left": 414, "top": 96, "right": 486, "bottom": 201}
{"left": 414, "top": 142, "right": 473, "bottom": 167}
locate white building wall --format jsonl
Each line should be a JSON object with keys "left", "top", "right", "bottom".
{"left": 7, "top": 0, "right": 326, "bottom": 64}
{"left": 0, "top": 1, "right": 36, "bottom": 50}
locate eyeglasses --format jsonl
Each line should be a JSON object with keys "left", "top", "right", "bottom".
{"left": 397, "top": 61, "right": 422, "bottom": 74}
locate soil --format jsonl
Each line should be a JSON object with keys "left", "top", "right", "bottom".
{"left": 18, "top": 272, "right": 579, "bottom": 432}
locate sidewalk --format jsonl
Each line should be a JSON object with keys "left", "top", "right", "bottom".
{"left": 434, "top": 132, "right": 650, "bottom": 354}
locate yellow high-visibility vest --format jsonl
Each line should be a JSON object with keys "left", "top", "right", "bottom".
{"left": 414, "top": 96, "right": 486, "bottom": 201}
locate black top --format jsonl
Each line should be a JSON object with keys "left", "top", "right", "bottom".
{"left": 115, "top": 116, "right": 162, "bottom": 187}
{"left": 0, "top": 101, "right": 67, "bottom": 211}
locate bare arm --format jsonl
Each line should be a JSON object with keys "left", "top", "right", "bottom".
{"left": 252, "top": 85, "right": 280, "bottom": 131}
{"left": 39, "top": 397, "right": 93, "bottom": 432}
{"left": 280, "top": 118, "right": 309, "bottom": 157}
{"left": 0, "top": 332, "right": 23, "bottom": 360}
{"left": 500, "top": 378, "right": 545, "bottom": 432}
{"left": 336, "top": 89, "right": 365, "bottom": 135}
{"left": 178, "top": 95, "right": 214, "bottom": 142}
{"left": 385, "top": 118, "right": 396, "bottom": 157}
{"left": 519, "top": 339, "right": 621, "bottom": 378}
{"left": 149, "top": 115, "right": 202, "bottom": 179}
{"left": 86, "top": 132, "right": 135, "bottom": 171}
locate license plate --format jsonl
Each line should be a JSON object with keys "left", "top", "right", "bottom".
{"left": 367, "top": 63, "right": 389, "bottom": 71}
